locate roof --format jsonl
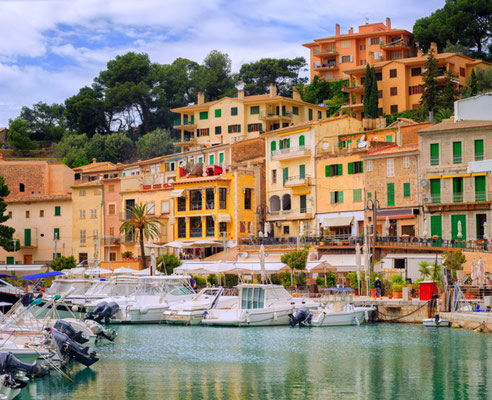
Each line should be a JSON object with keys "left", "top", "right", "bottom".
{"left": 262, "top": 114, "right": 352, "bottom": 136}
{"left": 73, "top": 161, "right": 117, "bottom": 173}
{"left": 303, "top": 28, "right": 411, "bottom": 47}
{"left": 72, "top": 180, "right": 103, "bottom": 188}
{"left": 172, "top": 175, "right": 232, "bottom": 185}
{"left": 362, "top": 143, "right": 418, "bottom": 158}
{"left": 418, "top": 120, "right": 492, "bottom": 134}
{"left": 7, "top": 194, "right": 72, "bottom": 203}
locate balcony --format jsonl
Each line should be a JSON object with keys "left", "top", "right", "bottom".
{"left": 453, "top": 155, "right": 462, "bottom": 164}
{"left": 430, "top": 156, "right": 440, "bottom": 166}
{"left": 284, "top": 175, "right": 312, "bottom": 188}
{"left": 425, "top": 191, "right": 491, "bottom": 210}
{"left": 173, "top": 117, "right": 196, "bottom": 130}
{"left": 259, "top": 112, "right": 293, "bottom": 121}
{"left": 475, "top": 153, "right": 484, "bottom": 161}
{"left": 267, "top": 208, "right": 313, "bottom": 221}
{"left": 341, "top": 103, "right": 364, "bottom": 111}
{"left": 271, "top": 146, "right": 312, "bottom": 161}
{"left": 314, "top": 63, "right": 338, "bottom": 71}
{"left": 119, "top": 212, "right": 132, "bottom": 221}
{"left": 381, "top": 39, "right": 411, "bottom": 50}
{"left": 313, "top": 47, "right": 338, "bottom": 56}
{"left": 436, "top": 74, "right": 460, "bottom": 84}
{"left": 342, "top": 84, "right": 364, "bottom": 93}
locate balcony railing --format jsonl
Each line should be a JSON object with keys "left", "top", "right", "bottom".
{"left": 259, "top": 112, "right": 293, "bottom": 120}
{"left": 453, "top": 155, "right": 462, "bottom": 164}
{"left": 272, "top": 145, "right": 311, "bottom": 158}
{"left": 267, "top": 208, "right": 313, "bottom": 220}
{"left": 453, "top": 193, "right": 464, "bottom": 203}
{"left": 313, "top": 47, "right": 337, "bottom": 55}
{"left": 427, "top": 191, "right": 491, "bottom": 204}
{"left": 475, "top": 153, "right": 484, "bottom": 161}
{"left": 190, "top": 228, "right": 202, "bottom": 238}
{"left": 430, "top": 156, "right": 440, "bottom": 166}
{"left": 314, "top": 63, "right": 337, "bottom": 70}
{"left": 284, "top": 175, "right": 312, "bottom": 187}
{"left": 206, "top": 228, "right": 215, "bottom": 237}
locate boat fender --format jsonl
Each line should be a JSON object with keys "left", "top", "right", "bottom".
{"left": 72, "top": 305, "right": 79, "bottom": 312}
{"left": 365, "top": 311, "right": 369, "bottom": 321}
{"left": 273, "top": 312, "right": 278, "bottom": 321}
{"left": 203, "top": 310, "right": 208, "bottom": 318}
{"left": 451, "top": 323, "right": 460, "bottom": 329}
{"left": 245, "top": 312, "right": 250, "bottom": 324}
{"left": 140, "top": 307, "right": 149, "bottom": 314}
{"left": 355, "top": 316, "right": 360, "bottom": 326}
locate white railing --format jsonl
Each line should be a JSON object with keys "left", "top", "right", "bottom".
{"left": 272, "top": 145, "right": 311, "bottom": 157}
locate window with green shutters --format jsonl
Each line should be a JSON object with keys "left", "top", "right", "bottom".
{"left": 271, "top": 141, "right": 276, "bottom": 154}
{"left": 53, "top": 253, "right": 61, "bottom": 260}
{"left": 299, "top": 165, "right": 305, "bottom": 179}
{"left": 453, "top": 177, "right": 463, "bottom": 202}
{"left": 54, "top": 228, "right": 60, "bottom": 240}
{"left": 231, "top": 107, "right": 238, "bottom": 116}
{"left": 24, "top": 228, "right": 31, "bottom": 247}
{"left": 54, "top": 206, "right": 61, "bottom": 216}
{"left": 430, "top": 179, "right": 441, "bottom": 203}
{"left": 219, "top": 153, "right": 224, "bottom": 165}
{"left": 475, "top": 175, "right": 486, "bottom": 201}
{"left": 250, "top": 106, "right": 259, "bottom": 115}
{"left": 215, "top": 109, "right": 221, "bottom": 118}
{"left": 308, "top": 109, "right": 313, "bottom": 121}
{"left": 452, "top": 141, "right": 462, "bottom": 164}
{"left": 451, "top": 215, "right": 466, "bottom": 242}
{"left": 299, "top": 135, "right": 305, "bottom": 147}
{"left": 283, "top": 168, "right": 288, "bottom": 186}
{"left": 403, "top": 182, "right": 411, "bottom": 198}
{"left": 6, "top": 257, "right": 14, "bottom": 264}
{"left": 348, "top": 161, "right": 363, "bottom": 174}
{"left": 279, "top": 140, "right": 283, "bottom": 150}
{"left": 300, "top": 195, "right": 307, "bottom": 212}
{"left": 367, "top": 192, "right": 372, "bottom": 199}
{"left": 209, "top": 155, "right": 215, "bottom": 165}
{"left": 325, "top": 165, "right": 330, "bottom": 177}
{"left": 430, "top": 143, "right": 439, "bottom": 165}
{"left": 199, "top": 111, "right": 208, "bottom": 120}
{"left": 430, "top": 215, "right": 442, "bottom": 238}
{"left": 386, "top": 135, "right": 393, "bottom": 142}
{"left": 387, "top": 183, "right": 395, "bottom": 206}
{"left": 330, "top": 191, "right": 343, "bottom": 204}
{"left": 325, "top": 164, "right": 342, "bottom": 177}
{"left": 353, "top": 189, "right": 362, "bottom": 202}
{"left": 475, "top": 139, "right": 484, "bottom": 161}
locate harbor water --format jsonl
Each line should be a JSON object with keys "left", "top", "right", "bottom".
{"left": 20, "top": 324, "right": 492, "bottom": 399}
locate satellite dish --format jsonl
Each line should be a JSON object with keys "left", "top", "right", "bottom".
{"left": 357, "top": 140, "right": 367, "bottom": 148}
{"left": 359, "top": 134, "right": 366, "bottom": 142}
{"left": 236, "top": 81, "right": 245, "bottom": 91}
{"left": 322, "top": 142, "right": 330, "bottom": 150}
{"left": 420, "top": 179, "right": 428, "bottom": 187}
{"left": 168, "top": 178, "right": 174, "bottom": 183}
{"left": 241, "top": 252, "right": 249, "bottom": 259}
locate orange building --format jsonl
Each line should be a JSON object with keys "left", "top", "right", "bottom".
{"left": 342, "top": 45, "right": 490, "bottom": 119}
{"left": 303, "top": 18, "right": 417, "bottom": 81}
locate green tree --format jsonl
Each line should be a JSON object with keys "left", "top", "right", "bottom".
{"left": 53, "top": 133, "right": 89, "bottom": 167}
{"left": 20, "top": 102, "right": 66, "bottom": 142}
{"left": 119, "top": 203, "right": 162, "bottom": 273}
{"left": 136, "top": 129, "right": 174, "bottom": 159}
{"left": 281, "top": 249, "right": 308, "bottom": 287}
{"left": 0, "top": 177, "right": 15, "bottom": 252}
{"left": 50, "top": 255, "right": 76, "bottom": 272}
{"left": 470, "top": 68, "right": 478, "bottom": 95}
{"left": 198, "top": 50, "right": 236, "bottom": 101}
{"left": 420, "top": 49, "right": 441, "bottom": 116}
{"left": 156, "top": 253, "right": 182, "bottom": 275}
{"left": 363, "top": 65, "right": 379, "bottom": 118}
{"left": 7, "top": 117, "right": 36, "bottom": 151}
{"left": 463, "top": 66, "right": 492, "bottom": 97}
{"left": 295, "top": 75, "right": 332, "bottom": 104}
{"left": 418, "top": 261, "right": 432, "bottom": 279}
{"left": 440, "top": 70, "right": 458, "bottom": 110}
{"left": 84, "top": 132, "right": 135, "bottom": 164}
{"left": 442, "top": 250, "right": 466, "bottom": 271}
{"left": 434, "top": 108, "right": 454, "bottom": 124}
{"left": 238, "top": 57, "right": 308, "bottom": 96}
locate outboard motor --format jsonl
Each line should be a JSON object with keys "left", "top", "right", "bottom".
{"left": 20, "top": 293, "right": 35, "bottom": 308}
{"left": 85, "top": 320, "right": 117, "bottom": 342}
{"left": 0, "top": 352, "right": 49, "bottom": 379}
{"left": 288, "top": 306, "right": 313, "bottom": 327}
{"left": 85, "top": 302, "right": 119, "bottom": 324}
{"left": 50, "top": 329, "right": 99, "bottom": 367}
{"left": 54, "top": 320, "right": 89, "bottom": 344}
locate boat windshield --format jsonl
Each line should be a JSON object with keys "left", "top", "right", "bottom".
{"left": 85, "top": 282, "right": 110, "bottom": 296}
{"left": 135, "top": 279, "right": 193, "bottom": 296}
{"left": 109, "top": 283, "right": 137, "bottom": 297}
{"left": 241, "top": 287, "right": 265, "bottom": 309}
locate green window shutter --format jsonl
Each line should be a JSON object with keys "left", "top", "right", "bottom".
{"left": 387, "top": 183, "right": 395, "bottom": 206}
{"left": 215, "top": 109, "right": 221, "bottom": 118}
{"left": 54, "top": 206, "right": 61, "bottom": 216}
{"left": 367, "top": 192, "right": 372, "bottom": 199}
{"left": 210, "top": 155, "right": 215, "bottom": 165}
{"left": 475, "top": 176, "right": 486, "bottom": 201}
{"left": 191, "top": 115, "right": 194, "bottom": 123}
{"left": 338, "top": 141, "right": 343, "bottom": 149}
{"left": 247, "top": 124, "right": 251, "bottom": 133}
{"left": 300, "top": 195, "right": 307, "bottom": 210}
{"left": 219, "top": 153, "right": 224, "bottom": 164}
{"left": 24, "top": 229, "right": 31, "bottom": 247}
{"left": 279, "top": 140, "right": 283, "bottom": 150}
{"left": 299, "top": 165, "right": 305, "bottom": 179}
{"left": 339, "top": 191, "right": 343, "bottom": 203}
{"left": 231, "top": 107, "right": 238, "bottom": 116}
{"left": 360, "top": 161, "right": 363, "bottom": 173}
{"left": 330, "top": 192, "right": 335, "bottom": 203}
{"left": 348, "top": 162, "right": 354, "bottom": 175}
{"left": 287, "top": 139, "right": 290, "bottom": 149}
{"left": 6, "top": 257, "right": 14, "bottom": 264}
{"left": 299, "top": 135, "right": 305, "bottom": 147}
{"left": 451, "top": 215, "right": 467, "bottom": 241}
{"left": 238, "top": 125, "right": 241, "bottom": 133}
{"left": 259, "top": 123, "right": 262, "bottom": 132}
{"left": 199, "top": 111, "right": 208, "bottom": 120}
{"left": 283, "top": 168, "right": 288, "bottom": 186}
{"left": 353, "top": 189, "right": 362, "bottom": 202}
{"left": 430, "top": 143, "right": 439, "bottom": 165}
{"left": 325, "top": 165, "right": 330, "bottom": 177}
{"left": 430, "top": 179, "right": 441, "bottom": 203}
{"left": 337, "top": 164, "right": 342, "bottom": 176}
{"left": 309, "top": 109, "right": 313, "bottom": 120}
{"left": 357, "top": 139, "right": 360, "bottom": 146}
{"left": 228, "top": 125, "right": 232, "bottom": 134}
{"left": 403, "top": 182, "right": 410, "bottom": 197}
{"left": 453, "top": 142, "right": 462, "bottom": 163}
{"left": 386, "top": 135, "right": 392, "bottom": 142}
{"left": 475, "top": 139, "right": 484, "bottom": 160}
{"left": 271, "top": 141, "right": 276, "bottom": 153}
{"left": 250, "top": 106, "right": 259, "bottom": 114}
{"left": 54, "top": 228, "right": 60, "bottom": 240}
{"left": 430, "top": 215, "right": 442, "bottom": 238}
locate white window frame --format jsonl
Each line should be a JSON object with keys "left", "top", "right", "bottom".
{"left": 147, "top": 202, "right": 155, "bottom": 215}
{"left": 80, "top": 230, "right": 86, "bottom": 246}
{"left": 366, "top": 160, "right": 373, "bottom": 172}
{"left": 91, "top": 209, "right": 97, "bottom": 219}
{"left": 403, "top": 156, "right": 410, "bottom": 168}
{"left": 161, "top": 200, "right": 170, "bottom": 214}
{"left": 80, "top": 209, "right": 86, "bottom": 219}
{"left": 387, "top": 159, "right": 395, "bottom": 177}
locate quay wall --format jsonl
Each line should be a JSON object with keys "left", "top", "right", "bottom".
{"left": 353, "top": 300, "right": 430, "bottom": 323}
{"left": 440, "top": 312, "right": 492, "bottom": 333}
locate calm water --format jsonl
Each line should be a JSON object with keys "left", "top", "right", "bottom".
{"left": 19, "top": 324, "right": 492, "bottom": 400}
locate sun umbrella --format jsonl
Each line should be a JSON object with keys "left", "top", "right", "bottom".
{"left": 483, "top": 221, "right": 489, "bottom": 241}
{"left": 355, "top": 243, "right": 361, "bottom": 292}
{"left": 471, "top": 259, "right": 479, "bottom": 285}
{"left": 113, "top": 267, "right": 136, "bottom": 274}
{"left": 150, "top": 248, "right": 157, "bottom": 276}
{"left": 264, "top": 222, "right": 270, "bottom": 237}
{"left": 422, "top": 218, "right": 428, "bottom": 239}
{"left": 384, "top": 216, "right": 390, "bottom": 237}
{"left": 478, "top": 257, "right": 485, "bottom": 286}
{"left": 457, "top": 220, "right": 463, "bottom": 239}
{"left": 299, "top": 221, "right": 305, "bottom": 237}
{"left": 163, "top": 241, "right": 188, "bottom": 249}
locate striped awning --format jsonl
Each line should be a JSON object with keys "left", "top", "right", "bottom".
{"left": 169, "top": 189, "right": 185, "bottom": 198}
{"left": 321, "top": 216, "right": 353, "bottom": 228}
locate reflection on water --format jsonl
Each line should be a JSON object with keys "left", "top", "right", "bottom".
{"left": 19, "top": 324, "right": 492, "bottom": 399}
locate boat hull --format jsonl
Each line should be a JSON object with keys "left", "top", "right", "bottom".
{"left": 163, "top": 311, "right": 205, "bottom": 326}
{"left": 203, "top": 307, "right": 298, "bottom": 327}
{"left": 423, "top": 319, "right": 450, "bottom": 327}
{"left": 311, "top": 310, "right": 367, "bottom": 326}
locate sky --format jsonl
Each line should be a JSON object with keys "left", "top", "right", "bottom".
{"left": 0, "top": 0, "right": 445, "bottom": 127}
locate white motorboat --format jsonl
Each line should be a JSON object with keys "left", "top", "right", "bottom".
{"left": 202, "top": 284, "right": 320, "bottom": 327}
{"left": 85, "top": 275, "right": 195, "bottom": 324}
{"left": 290, "top": 303, "right": 374, "bottom": 327}
{"left": 423, "top": 315, "right": 450, "bottom": 327}
{"left": 163, "top": 287, "right": 237, "bottom": 325}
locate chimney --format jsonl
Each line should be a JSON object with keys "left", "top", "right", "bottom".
{"left": 269, "top": 83, "right": 277, "bottom": 97}
{"left": 386, "top": 17, "right": 391, "bottom": 31}
{"left": 237, "top": 81, "right": 245, "bottom": 100}
{"left": 368, "top": 51, "right": 375, "bottom": 66}
{"left": 92, "top": 158, "right": 97, "bottom": 164}
{"left": 197, "top": 91, "right": 205, "bottom": 105}
{"left": 430, "top": 42, "right": 438, "bottom": 54}
{"left": 335, "top": 24, "right": 340, "bottom": 36}
{"left": 349, "top": 27, "right": 354, "bottom": 35}
{"left": 417, "top": 48, "right": 423, "bottom": 57}
{"left": 292, "top": 90, "right": 301, "bottom": 101}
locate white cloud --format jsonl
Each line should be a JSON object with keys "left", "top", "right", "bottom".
{"left": 0, "top": 0, "right": 445, "bottom": 126}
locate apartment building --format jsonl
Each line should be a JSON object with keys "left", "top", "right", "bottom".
{"left": 419, "top": 118, "right": 492, "bottom": 243}
{"left": 0, "top": 156, "right": 74, "bottom": 264}
{"left": 342, "top": 44, "right": 490, "bottom": 119}
{"left": 171, "top": 84, "right": 327, "bottom": 153}
{"left": 303, "top": 18, "right": 416, "bottom": 81}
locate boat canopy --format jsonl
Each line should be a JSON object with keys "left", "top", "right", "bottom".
{"left": 20, "top": 271, "right": 65, "bottom": 280}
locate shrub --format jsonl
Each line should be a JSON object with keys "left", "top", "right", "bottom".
{"left": 393, "top": 284, "right": 403, "bottom": 293}
{"left": 390, "top": 275, "right": 406, "bottom": 286}
{"left": 207, "top": 274, "right": 218, "bottom": 286}
{"left": 192, "top": 275, "right": 207, "bottom": 287}
{"left": 279, "top": 272, "right": 292, "bottom": 288}
{"left": 224, "top": 274, "right": 238, "bottom": 287}
{"left": 50, "top": 256, "right": 76, "bottom": 272}
{"left": 156, "top": 253, "right": 182, "bottom": 274}
{"left": 122, "top": 251, "right": 133, "bottom": 259}
{"left": 270, "top": 274, "right": 282, "bottom": 285}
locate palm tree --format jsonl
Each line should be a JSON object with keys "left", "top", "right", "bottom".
{"left": 418, "top": 261, "right": 431, "bottom": 280}
{"left": 120, "top": 203, "right": 162, "bottom": 275}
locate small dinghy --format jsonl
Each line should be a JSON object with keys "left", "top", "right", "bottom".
{"left": 423, "top": 314, "right": 450, "bottom": 327}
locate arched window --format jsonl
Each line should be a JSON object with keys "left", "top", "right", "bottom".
{"left": 282, "top": 194, "right": 291, "bottom": 210}
{"left": 299, "top": 135, "right": 305, "bottom": 147}
{"left": 19, "top": 183, "right": 25, "bottom": 193}
{"left": 269, "top": 195, "right": 281, "bottom": 212}
{"left": 270, "top": 141, "right": 276, "bottom": 154}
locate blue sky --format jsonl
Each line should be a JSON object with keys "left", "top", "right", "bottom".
{"left": 0, "top": 0, "right": 445, "bottom": 126}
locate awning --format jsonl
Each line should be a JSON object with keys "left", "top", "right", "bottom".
{"left": 0, "top": 265, "right": 46, "bottom": 272}
{"left": 169, "top": 189, "right": 185, "bottom": 198}
{"left": 21, "top": 271, "right": 65, "bottom": 280}
{"left": 218, "top": 213, "right": 231, "bottom": 223}
{"left": 321, "top": 216, "right": 353, "bottom": 228}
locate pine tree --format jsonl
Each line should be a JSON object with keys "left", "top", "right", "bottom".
{"left": 363, "top": 64, "right": 373, "bottom": 117}
{"left": 369, "top": 66, "right": 379, "bottom": 118}
{"left": 0, "top": 176, "right": 15, "bottom": 251}
{"left": 420, "top": 48, "right": 440, "bottom": 116}
{"left": 440, "top": 70, "right": 457, "bottom": 110}
{"left": 470, "top": 68, "right": 478, "bottom": 95}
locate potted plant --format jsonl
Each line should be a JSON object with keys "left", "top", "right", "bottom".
{"left": 393, "top": 284, "right": 403, "bottom": 299}
{"left": 370, "top": 283, "right": 376, "bottom": 297}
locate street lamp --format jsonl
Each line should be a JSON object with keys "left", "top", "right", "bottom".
{"left": 365, "top": 192, "right": 380, "bottom": 279}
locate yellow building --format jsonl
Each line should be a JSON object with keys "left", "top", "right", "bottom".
{"left": 263, "top": 116, "right": 363, "bottom": 238}
{"left": 170, "top": 165, "right": 256, "bottom": 257}
{"left": 171, "top": 84, "right": 328, "bottom": 152}
{"left": 0, "top": 157, "right": 73, "bottom": 264}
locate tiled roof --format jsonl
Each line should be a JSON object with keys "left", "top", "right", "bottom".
{"left": 172, "top": 176, "right": 232, "bottom": 185}
{"left": 303, "top": 28, "right": 411, "bottom": 46}
{"left": 73, "top": 161, "right": 117, "bottom": 173}
{"left": 363, "top": 143, "right": 418, "bottom": 158}
{"left": 72, "top": 180, "right": 103, "bottom": 188}
{"left": 7, "top": 194, "right": 71, "bottom": 203}
{"left": 418, "top": 120, "right": 492, "bottom": 133}
{"left": 262, "top": 115, "right": 350, "bottom": 136}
